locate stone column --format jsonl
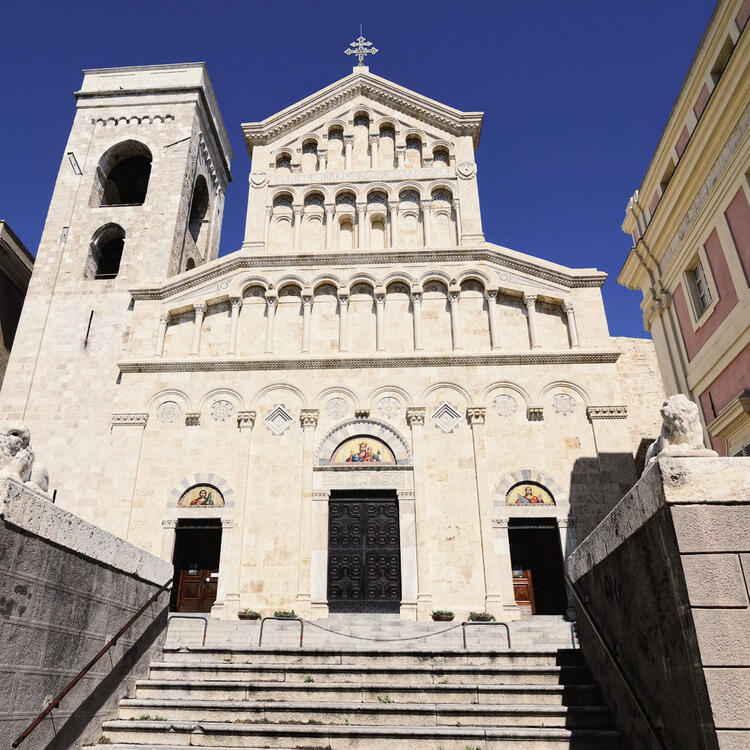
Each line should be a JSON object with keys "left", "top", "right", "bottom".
{"left": 492, "top": 518, "right": 522, "bottom": 621}
{"left": 411, "top": 290, "right": 423, "bottom": 351}
{"left": 344, "top": 135, "right": 353, "bottom": 171}
{"left": 227, "top": 297, "right": 241, "bottom": 355}
{"left": 155, "top": 312, "right": 169, "bottom": 357}
{"left": 292, "top": 205, "right": 302, "bottom": 251}
{"left": 388, "top": 200, "right": 399, "bottom": 247}
{"left": 449, "top": 288, "right": 462, "bottom": 351}
{"left": 296, "top": 408, "right": 319, "bottom": 615}
{"left": 396, "top": 145, "right": 406, "bottom": 169}
{"left": 421, "top": 200, "right": 432, "bottom": 247}
{"left": 301, "top": 291, "right": 313, "bottom": 353}
{"left": 211, "top": 518, "right": 236, "bottom": 618}
{"left": 563, "top": 301, "right": 580, "bottom": 348}
{"left": 486, "top": 289, "right": 500, "bottom": 351}
{"left": 557, "top": 516, "right": 578, "bottom": 620}
{"left": 318, "top": 148, "right": 327, "bottom": 171}
{"left": 453, "top": 199, "right": 462, "bottom": 245}
{"left": 467, "top": 406, "right": 516, "bottom": 618}
{"left": 397, "top": 488, "right": 418, "bottom": 621}
{"left": 375, "top": 289, "right": 386, "bottom": 352}
{"left": 524, "top": 293, "right": 541, "bottom": 349}
{"left": 310, "top": 490, "right": 330, "bottom": 617}
{"left": 369, "top": 135, "right": 378, "bottom": 169}
{"left": 325, "top": 203, "right": 335, "bottom": 249}
{"left": 357, "top": 202, "right": 368, "bottom": 250}
{"left": 406, "top": 407, "right": 432, "bottom": 618}
{"left": 264, "top": 294, "right": 277, "bottom": 353}
{"left": 337, "top": 291, "right": 349, "bottom": 352}
{"left": 191, "top": 303, "right": 204, "bottom": 356}
{"left": 263, "top": 206, "right": 272, "bottom": 248}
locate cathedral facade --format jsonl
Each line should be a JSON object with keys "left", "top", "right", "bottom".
{"left": 0, "top": 58, "right": 664, "bottom": 621}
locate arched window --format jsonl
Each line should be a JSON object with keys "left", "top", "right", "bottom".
{"left": 327, "top": 127, "right": 345, "bottom": 171}
{"left": 185, "top": 258, "right": 196, "bottom": 271}
{"left": 269, "top": 193, "right": 294, "bottom": 251}
{"left": 85, "top": 224, "right": 126, "bottom": 280}
{"left": 301, "top": 140, "right": 318, "bottom": 173}
{"left": 275, "top": 152, "right": 291, "bottom": 170}
{"left": 405, "top": 136, "right": 422, "bottom": 168}
{"left": 188, "top": 176, "right": 209, "bottom": 244}
{"left": 94, "top": 140, "right": 152, "bottom": 206}
{"left": 433, "top": 148, "right": 450, "bottom": 166}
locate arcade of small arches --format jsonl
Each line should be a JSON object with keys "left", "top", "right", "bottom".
{"left": 270, "top": 113, "right": 452, "bottom": 175}
{"left": 155, "top": 274, "right": 581, "bottom": 358}
{"left": 266, "top": 184, "right": 459, "bottom": 252}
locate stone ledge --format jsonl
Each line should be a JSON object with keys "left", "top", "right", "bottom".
{"left": 0, "top": 478, "right": 172, "bottom": 585}
{"left": 568, "top": 457, "right": 750, "bottom": 582}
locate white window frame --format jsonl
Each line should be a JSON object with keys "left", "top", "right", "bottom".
{"left": 682, "top": 247, "right": 719, "bottom": 330}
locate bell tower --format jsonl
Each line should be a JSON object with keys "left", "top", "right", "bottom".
{"left": 0, "top": 64, "right": 232, "bottom": 471}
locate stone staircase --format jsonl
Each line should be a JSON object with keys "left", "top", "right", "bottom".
{"left": 89, "top": 615, "right": 621, "bottom": 749}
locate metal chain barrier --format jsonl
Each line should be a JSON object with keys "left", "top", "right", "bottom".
{"left": 301, "top": 618, "right": 465, "bottom": 643}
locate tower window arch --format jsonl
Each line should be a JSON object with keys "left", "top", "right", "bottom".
{"left": 433, "top": 148, "right": 450, "bottom": 166}
{"left": 275, "top": 152, "right": 292, "bottom": 170}
{"left": 85, "top": 224, "right": 126, "bottom": 280}
{"left": 94, "top": 140, "right": 152, "bottom": 206}
{"left": 188, "top": 175, "right": 210, "bottom": 244}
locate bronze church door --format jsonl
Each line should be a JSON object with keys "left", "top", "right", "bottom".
{"left": 327, "top": 492, "right": 401, "bottom": 613}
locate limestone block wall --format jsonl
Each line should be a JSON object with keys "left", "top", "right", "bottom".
{"left": 568, "top": 457, "right": 750, "bottom": 750}
{"left": 0, "top": 479, "right": 172, "bottom": 750}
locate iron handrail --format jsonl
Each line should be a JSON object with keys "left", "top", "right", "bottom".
{"left": 167, "top": 614, "right": 208, "bottom": 645}
{"left": 461, "top": 620, "right": 511, "bottom": 649}
{"left": 563, "top": 571, "right": 666, "bottom": 749}
{"left": 12, "top": 577, "right": 173, "bottom": 748}
{"left": 258, "top": 616, "right": 304, "bottom": 648}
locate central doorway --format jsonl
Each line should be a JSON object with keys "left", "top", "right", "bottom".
{"left": 327, "top": 490, "right": 401, "bottom": 613}
{"left": 508, "top": 518, "right": 567, "bottom": 615}
{"left": 170, "top": 518, "right": 222, "bottom": 613}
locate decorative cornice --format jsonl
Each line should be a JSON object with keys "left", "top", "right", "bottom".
{"left": 118, "top": 351, "right": 621, "bottom": 374}
{"left": 129, "top": 247, "right": 605, "bottom": 301}
{"left": 586, "top": 405, "right": 628, "bottom": 420}
{"left": 111, "top": 412, "right": 149, "bottom": 427}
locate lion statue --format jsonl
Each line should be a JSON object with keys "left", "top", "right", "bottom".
{"left": 0, "top": 421, "right": 51, "bottom": 495}
{"left": 644, "top": 394, "right": 717, "bottom": 471}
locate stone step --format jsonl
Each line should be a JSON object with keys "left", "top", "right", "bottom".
{"left": 97, "top": 720, "right": 621, "bottom": 748}
{"left": 135, "top": 679, "right": 602, "bottom": 706}
{"left": 117, "top": 697, "right": 612, "bottom": 728}
{"left": 148, "top": 661, "right": 590, "bottom": 685}
{"left": 162, "top": 646, "right": 582, "bottom": 667}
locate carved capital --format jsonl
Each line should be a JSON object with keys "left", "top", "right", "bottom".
{"left": 388, "top": 200, "right": 399, "bottom": 212}
{"left": 344, "top": 135, "right": 354, "bottom": 145}
{"left": 185, "top": 412, "right": 200, "bottom": 427}
{"left": 523, "top": 294, "right": 537, "bottom": 309}
{"left": 161, "top": 518, "right": 178, "bottom": 529}
{"left": 410, "top": 291, "right": 423, "bottom": 304}
{"left": 312, "top": 490, "right": 330, "bottom": 502}
{"left": 485, "top": 288, "right": 498, "bottom": 301}
{"left": 406, "top": 407, "right": 426, "bottom": 426}
{"left": 557, "top": 516, "right": 577, "bottom": 529}
{"left": 230, "top": 296, "right": 242, "bottom": 310}
{"left": 111, "top": 412, "right": 149, "bottom": 428}
{"left": 159, "top": 312, "right": 170, "bottom": 324}
{"left": 302, "top": 293, "right": 313, "bottom": 307}
{"left": 492, "top": 517, "right": 510, "bottom": 528}
{"left": 193, "top": 303, "right": 206, "bottom": 316}
{"left": 354, "top": 409, "right": 370, "bottom": 419}
{"left": 420, "top": 199, "right": 432, "bottom": 211}
{"left": 292, "top": 204, "right": 303, "bottom": 216}
{"left": 526, "top": 406, "right": 544, "bottom": 421}
{"left": 237, "top": 410, "right": 256, "bottom": 429}
{"left": 466, "top": 406, "right": 486, "bottom": 425}
{"left": 265, "top": 294, "right": 278, "bottom": 308}
{"left": 562, "top": 301, "right": 574, "bottom": 315}
{"left": 587, "top": 405, "right": 628, "bottom": 421}
{"left": 300, "top": 408, "right": 320, "bottom": 428}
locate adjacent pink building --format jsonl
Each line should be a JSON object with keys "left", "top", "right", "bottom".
{"left": 620, "top": 0, "right": 750, "bottom": 456}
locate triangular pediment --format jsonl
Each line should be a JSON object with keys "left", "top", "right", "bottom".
{"left": 241, "top": 68, "right": 483, "bottom": 154}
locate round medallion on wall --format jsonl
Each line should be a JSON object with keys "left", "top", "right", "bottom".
{"left": 493, "top": 394, "right": 517, "bottom": 417}
{"left": 325, "top": 397, "right": 350, "bottom": 419}
{"left": 156, "top": 400, "right": 181, "bottom": 424}
{"left": 210, "top": 400, "right": 234, "bottom": 422}
{"left": 250, "top": 171, "right": 268, "bottom": 187}
{"left": 457, "top": 161, "right": 477, "bottom": 179}
{"left": 552, "top": 393, "right": 576, "bottom": 416}
{"left": 377, "top": 396, "right": 401, "bottom": 420}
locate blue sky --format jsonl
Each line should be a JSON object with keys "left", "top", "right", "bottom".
{"left": 0, "top": 0, "right": 714, "bottom": 337}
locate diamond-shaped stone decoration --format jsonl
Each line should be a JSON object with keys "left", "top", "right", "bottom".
{"left": 264, "top": 404, "right": 294, "bottom": 435}
{"left": 431, "top": 401, "right": 462, "bottom": 433}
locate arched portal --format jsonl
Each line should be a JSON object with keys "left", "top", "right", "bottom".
{"left": 311, "top": 418, "right": 417, "bottom": 617}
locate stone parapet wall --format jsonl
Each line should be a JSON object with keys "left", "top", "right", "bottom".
{"left": 568, "top": 457, "right": 750, "bottom": 750}
{"left": 0, "top": 479, "right": 172, "bottom": 749}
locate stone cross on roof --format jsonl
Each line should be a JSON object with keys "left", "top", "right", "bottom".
{"left": 345, "top": 29, "right": 378, "bottom": 67}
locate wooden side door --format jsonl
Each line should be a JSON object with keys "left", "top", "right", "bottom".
{"left": 512, "top": 568, "right": 536, "bottom": 615}
{"left": 177, "top": 568, "right": 219, "bottom": 613}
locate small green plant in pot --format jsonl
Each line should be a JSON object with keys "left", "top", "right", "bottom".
{"left": 274, "top": 609, "right": 297, "bottom": 618}
{"left": 431, "top": 609, "right": 454, "bottom": 622}
{"left": 238, "top": 609, "right": 260, "bottom": 620}
{"left": 468, "top": 611, "right": 495, "bottom": 622}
